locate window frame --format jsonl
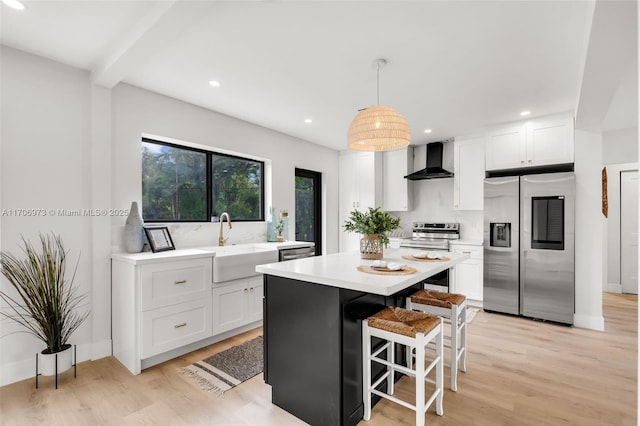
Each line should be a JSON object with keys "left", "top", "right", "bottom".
{"left": 142, "top": 137, "right": 265, "bottom": 223}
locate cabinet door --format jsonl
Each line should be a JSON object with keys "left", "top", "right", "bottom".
{"left": 382, "top": 147, "right": 411, "bottom": 211}
{"left": 247, "top": 276, "right": 264, "bottom": 323}
{"left": 452, "top": 245, "right": 483, "bottom": 302}
{"left": 356, "top": 152, "right": 382, "bottom": 211}
{"left": 141, "top": 258, "right": 212, "bottom": 311}
{"left": 454, "top": 138, "right": 485, "bottom": 210}
{"left": 485, "top": 126, "right": 526, "bottom": 171}
{"left": 212, "top": 280, "right": 248, "bottom": 334}
{"left": 141, "top": 298, "right": 212, "bottom": 358}
{"left": 526, "top": 116, "right": 574, "bottom": 167}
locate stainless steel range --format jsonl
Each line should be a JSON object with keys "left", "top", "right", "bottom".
{"left": 400, "top": 222, "right": 460, "bottom": 292}
{"left": 400, "top": 222, "right": 460, "bottom": 251}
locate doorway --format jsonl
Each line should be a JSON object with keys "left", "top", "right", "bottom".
{"left": 620, "top": 170, "right": 638, "bottom": 294}
{"left": 295, "top": 168, "right": 321, "bottom": 255}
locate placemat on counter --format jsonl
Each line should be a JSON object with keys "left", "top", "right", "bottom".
{"left": 402, "top": 255, "right": 451, "bottom": 262}
{"left": 357, "top": 265, "right": 417, "bottom": 275}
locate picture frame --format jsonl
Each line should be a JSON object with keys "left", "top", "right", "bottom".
{"left": 144, "top": 226, "right": 175, "bottom": 253}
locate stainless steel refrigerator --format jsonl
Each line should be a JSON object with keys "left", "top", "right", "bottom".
{"left": 483, "top": 172, "right": 575, "bottom": 324}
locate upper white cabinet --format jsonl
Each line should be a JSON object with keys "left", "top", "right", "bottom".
{"left": 339, "top": 151, "right": 382, "bottom": 252}
{"left": 382, "top": 147, "right": 412, "bottom": 212}
{"left": 485, "top": 116, "right": 574, "bottom": 171}
{"left": 453, "top": 137, "right": 485, "bottom": 210}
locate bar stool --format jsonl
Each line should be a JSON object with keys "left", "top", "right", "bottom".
{"left": 362, "top": 307, "right": 444, "bottom": 426}
{"left": 406, "top": 289, "right": 467, "bottom": 392}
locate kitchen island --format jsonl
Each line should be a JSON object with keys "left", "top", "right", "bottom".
{"left": 256, "top": 248, "right": 468, "bottom": 426}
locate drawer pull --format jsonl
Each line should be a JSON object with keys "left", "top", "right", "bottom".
{"left": 174, "top": 322, "right": 187, "bottom": 329}
{"left": 462, "top": 251, "right": 471, "bottom": 254}
{"left": 174, "top": 280, "right": 187, "bottom": 285}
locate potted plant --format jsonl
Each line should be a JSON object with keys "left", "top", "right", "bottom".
{"left": 0, "top": 233, "right": 88, "bottom": 377}
{"left": 343, "top": 207, "right": 401, "bottom": 259}
{"left": 275, "top": 217, "right": 285, "bottom": 242}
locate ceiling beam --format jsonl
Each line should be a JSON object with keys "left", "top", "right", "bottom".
{"left": 91, "top": 0, "right": 215, "bottom": 88}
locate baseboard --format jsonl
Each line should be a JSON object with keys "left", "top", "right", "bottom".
{"left": 0, "top": 342, "right": 93, "bottom": 387}
{"left": 573, "top": 313, "right": 605, "bottom": 331}
{"left": 606, "top": 283, "right": 622, "bottom": 293}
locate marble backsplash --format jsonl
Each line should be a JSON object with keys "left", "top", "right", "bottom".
{"left": 112, "top": 221, "right": 268, "bottom": 253}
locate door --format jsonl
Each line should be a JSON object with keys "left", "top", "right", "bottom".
{"left": 295, "top": 168, "right": 321, "bottom": 255}
{"left": 485, "top": 126, "right": 526, "bottom": 170}
{"left": 521, "top": 172, "right": 575, "bottom": 324}
{"left": 483, "top": 176, "right": 520, "bottom": 315}
{"left": 621, "top": 170, "right": 638, "bottom": 294}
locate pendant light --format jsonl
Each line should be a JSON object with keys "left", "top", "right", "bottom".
{"left": 348, "top": 58, "right": 411, "bottom": 152}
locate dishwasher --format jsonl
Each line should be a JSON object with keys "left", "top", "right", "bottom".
{"left": 278, "top": 244, "right": 316, "bottom": 261}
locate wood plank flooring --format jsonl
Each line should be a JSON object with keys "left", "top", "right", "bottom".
{"left": 0, "top": 293, "right": 636, "bottom": 425}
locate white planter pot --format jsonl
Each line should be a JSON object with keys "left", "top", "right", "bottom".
{"left": 38, "top": 344, "right": 73, "bottom": 376}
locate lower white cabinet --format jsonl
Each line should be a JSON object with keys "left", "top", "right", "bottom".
{"left": 112, "top": 254, "right": 214, "bottom": 375}
{"left": 212, "top": 275, "right": 263, "bottom": 334}
{"left": 451, "top": 244, "right": 483, "bottom": 304}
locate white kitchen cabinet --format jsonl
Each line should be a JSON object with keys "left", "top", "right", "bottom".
{"left": 339, "top": 151, "right": 382, "bottom": 252}
{"left": 112, "top": 254, "right": 214, "bottom": 374}
{"left": 453, "top": 137, "right": 485, "bottom": 210}
{"left": 212, "top": 275, "right": 263, "bottom": 334}
{"left": 450, "top": 243, "right": 483, "bottom": 305}
{"left": 485, "top": 116, "right": 574, "bottom": 171}
{"left": 382, "top": 147, "right": 412, "bottom": 212}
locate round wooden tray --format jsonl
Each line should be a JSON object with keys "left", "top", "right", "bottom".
{"left": 357, "top": 265, "right": 417, "bottom": 275}
{"left": 402, "top": 254, "right": 450, "bottom": 262}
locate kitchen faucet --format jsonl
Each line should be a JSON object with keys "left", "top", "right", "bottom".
{"left": 218, "top": 212, "right": 232, "bottom": 246}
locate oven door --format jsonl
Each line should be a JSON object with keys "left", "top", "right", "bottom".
{"left": 422, "top": 268, "right": 449, "bottom": 292}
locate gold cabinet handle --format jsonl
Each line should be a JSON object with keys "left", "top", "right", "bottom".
{"left": 174, "top": 322, "right": 187, "bottom": 329}
{"left": 174, "top": 280, "right": 187, "bottom": 285}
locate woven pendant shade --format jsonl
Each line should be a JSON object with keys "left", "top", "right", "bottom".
{"left": 348, "top": 105, "right": 411, "bottom": 151}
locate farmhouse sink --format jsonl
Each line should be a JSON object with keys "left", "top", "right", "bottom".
{"left": 201, "top": 244, "right": 278, "bottom": 283}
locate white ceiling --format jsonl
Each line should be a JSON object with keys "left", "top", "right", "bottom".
{"left": 1, "top": 1, "right": 634, "bottom": 151}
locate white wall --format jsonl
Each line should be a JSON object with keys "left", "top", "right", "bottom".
{"left": 0, "top": 46, "right": 94, "bottom": 384}
{"left": 0, "top": 47, "right": 341, "bottom": 386}
{"left": 110, "top": 84, "right": 340, "bottom": 252}
{"left": 602, "top": 128, "right": 639, "bottom": 292}
{"left": 573, "top": 129, "right": 605, "bottom": 330}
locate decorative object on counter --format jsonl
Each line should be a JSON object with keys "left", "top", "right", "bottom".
{"left": 143, "top": 226, "right": 175, "bottom": 252}
{"left": 274, "top": 210, "right": 289, "bottom": 242}
{"left": 178, "top": 336, "right": 263, "bottom": 397}
{"left": 347, "top": 58, "right": 410, "bottom": 152}
{"left": 402, "top": 254, "right": 451, "bottom": 262}
{"left": 357, "top": 265, "right": 416, "bottom": 275}
{"left": 124, "top": 201, "right": 145, "bottom": 253}
{"left": 266, "top": 206, "right": 277, "bottom": 242}
{"left": 0, "top": 233, "right": 87, "bottom": 388}
{"left": 343, "top": 206, "right": 401, "bottom": 259}
{"left": 275, "top": 216, "right": 285, "bottom": 242}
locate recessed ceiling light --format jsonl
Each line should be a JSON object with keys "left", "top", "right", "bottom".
{"left": 2, "top": 0, "right": 25, "bottom": 10}
{"left": 208, "top": 80, "right": 220, "bottom": 87}
{"left": 304, "top": 119, "right": 312, "bottom": 124}
{"left": 424, "top": 129, "right": 432, "bottom": 134}
{"left": 520, "top": 110, "right": 531, "bottom": 116}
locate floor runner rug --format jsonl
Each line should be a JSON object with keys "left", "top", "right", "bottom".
{"left": 178, "top": 335, "right": 263, "bottom": 397}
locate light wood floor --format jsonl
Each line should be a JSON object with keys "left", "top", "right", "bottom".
{"left": 1, "top": 293, "right": 636, "bottom": 426}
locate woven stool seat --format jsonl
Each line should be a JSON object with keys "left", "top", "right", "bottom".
{"left": 410, "top": 289, "right": 466, "bottom": 309}
{"left": 368, "top": 307, "right": 440, "bottom": 338}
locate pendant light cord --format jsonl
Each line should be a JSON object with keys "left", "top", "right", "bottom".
{"left": 376, "top": 62, "right": 380, "bottom": 105}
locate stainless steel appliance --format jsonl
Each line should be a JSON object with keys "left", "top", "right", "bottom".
{"left": 401, "top": 222, "right": 460, "bottom": 291}
{"left": 483, "top": 172, "right": 575, "bottom": 324}
{"left": 278, "top": 244, "right": 315, "bottom": 261}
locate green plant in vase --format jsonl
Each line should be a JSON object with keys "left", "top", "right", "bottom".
{"left": 343, "top": 207, "right": 401, "bottom": 259}
{"left": 274, "top": 217, "right": 285, "bottom": 242}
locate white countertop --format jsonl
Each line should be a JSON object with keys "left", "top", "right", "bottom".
{"left": 256, "top": 248, "right": 468, "bottom": 296}
{"left": 112, "top": 240, "right": 314, "bottom": 265}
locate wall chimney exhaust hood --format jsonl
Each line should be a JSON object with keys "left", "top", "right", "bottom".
{"left": 404, "top": 141, "right": 454, "bottom": 180}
